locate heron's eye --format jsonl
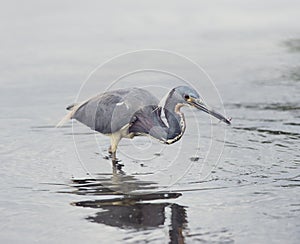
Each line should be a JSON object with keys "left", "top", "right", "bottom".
{"left": 184, "top": 94, "right": 190, "bottom": 100}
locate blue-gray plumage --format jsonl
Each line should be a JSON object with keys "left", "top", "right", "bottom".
{"left": 57, "top": 86, "right": 231, "bottom": 168}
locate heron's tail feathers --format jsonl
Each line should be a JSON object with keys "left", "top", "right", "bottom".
{"left": 56, "top": 103, "right": 80, "bottom": 127}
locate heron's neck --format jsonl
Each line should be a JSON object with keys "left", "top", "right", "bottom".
{"left": 163, "top": 96, "right": 186, "bottom": 144}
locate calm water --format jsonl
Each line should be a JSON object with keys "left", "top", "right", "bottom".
{"left": 1, "top": 1, "right": 300, "bottom": 243}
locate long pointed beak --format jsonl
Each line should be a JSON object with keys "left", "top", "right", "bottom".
{"left": 190, "top": 99, "right": 231, "bottom": 125}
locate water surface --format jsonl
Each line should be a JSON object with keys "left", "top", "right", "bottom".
{"left": 0, "top": 1, "right": 300, "bottom": 243}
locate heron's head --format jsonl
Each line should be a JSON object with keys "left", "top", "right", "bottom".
{"left": 173, "top": 86, "right": 231, "bottom": 125}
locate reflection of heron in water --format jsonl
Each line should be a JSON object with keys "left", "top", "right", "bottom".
{"left": 57, "top": 86, "right": 231, "bottom": 168}
{"left": 76, "top": 201, "right": 187, "bottom": 243}
{"left": 65, "top": 170, "right": 188, "bottom": 243}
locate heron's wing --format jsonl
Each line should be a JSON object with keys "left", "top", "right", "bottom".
{"left": 129, "top": 106, "right": 168, "bottom": 142}
{"left": 72, "top": 88, "right": 160, "bottom": 134}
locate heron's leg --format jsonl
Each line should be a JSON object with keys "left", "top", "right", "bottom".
{"left": 109, "top": 133, "right": 125, "bottom": 170}
{"left": 108, "top": 145, "right": 112, "bottom": 156}
{"left": 110, "top": 134, "right": 121, "bottom": 166}
{"left": 111, "top": 146, "right": 124, "bottom": 170}
{"left": 111, "top": 149, "right": 117, "bottom": 164}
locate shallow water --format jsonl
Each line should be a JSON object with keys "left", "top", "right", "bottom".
{"left": 1, "top": 1, "right": 300, "bottom": 243}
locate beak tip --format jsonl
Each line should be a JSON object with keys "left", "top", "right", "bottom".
{"left": 193, "top": 101, "right": 232, "bottom": 126}
{"left": 225, "top": 117, "right": 232, "bottom": 125}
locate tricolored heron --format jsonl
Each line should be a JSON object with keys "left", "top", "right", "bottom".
{"left": 57, "top": 86, "right": 231, "bottom": 168}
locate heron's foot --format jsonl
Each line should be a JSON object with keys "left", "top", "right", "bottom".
{"left": 116, "top": 163, "right": 124, "bottom": 170}
{"left": 103, "top": 154, "right": 121, "bottom": 161}
{"left": 112, "top": 160, "right": 124, "bottom": 170}
{"left": 112, "top": 157, "right": 122, "bottom": 163}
